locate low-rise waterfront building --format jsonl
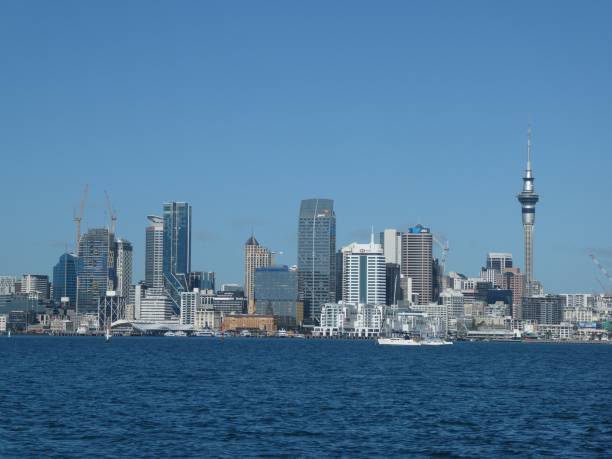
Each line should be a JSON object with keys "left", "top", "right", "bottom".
{"left": 222, "top": 314, "right": 276, "bottom": 334}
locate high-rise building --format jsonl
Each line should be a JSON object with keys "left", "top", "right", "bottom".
{"left": 0, "top": 277, "right": 18, "bottom": 295}
{"left": 385, "top": 263, "right": 402, "bottom": 306}
{"left": 297, "top": 198, "right": 336, "bottom": 324}
{"left": 401, "top": 225, "right": 433, "bottom": 305}
{"left": 379, "top": 229, "right": 403, "bottom": 265}
{"left": 52, "top": 253, "right": 78, "bottom": 307}
{"left": 188, "top": 271, "right": 215, "bottom": 292}
{"left": 77, "top": 228, "right": 114, "bottom": 313}
{"left": 341, "top": 235, "right": 386, "bottom": 306}
{"left": 115, "top": 239, "right": 133, "bottom": 299}
{"left": 145, "top": 215, "right": 164, "bottom": 289}
{"left": 21, "top": 274, "right": 50, "bottom": 300}
{"left": 163, "top": 202, "right": 192, "bottom": 300}
{"left": 522, "top": 295, "right": 563, "bottom": 325}
{"left": 440, "top": 288, "right": 464, "bottom": 319}
{"left": 487, "top": 252, "right": 513, "bottom": 272}
{"left": 502, "top": 267, "right": 525, "bottom": 318}
{"left": 244, "top": 235, "right": 272, "bottom": 314}
{"left": 254, "top": 265, "right": 302, "bottom": 327}
{"left": 517, "top": 126, "right": 540, "bottom": 293}
{"left": 180, "top": 290, "right": 200, "bottom": 325}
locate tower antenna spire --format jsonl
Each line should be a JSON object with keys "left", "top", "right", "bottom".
{"left": 527, "top": 124, "right": 532, "bottom": 175}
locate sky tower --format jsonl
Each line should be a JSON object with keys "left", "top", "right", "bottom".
{"left": 517, "top": 126, "right": 540, "bottom": 292}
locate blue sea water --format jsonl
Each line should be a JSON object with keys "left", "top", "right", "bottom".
{"left": 0, "top": 337, "right": 610, "bottom": 458}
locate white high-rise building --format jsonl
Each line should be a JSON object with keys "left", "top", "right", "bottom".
{"left": 0, "top": 277, "right": 18, "bottom": 295}
{"left": 115, "top": 239, "right": 133, "bottom": 299}
{"left": 145, "top": 216, "right": 164, "bottom": 289}
{"left": 139, "top": 290, "right": 175, "bottom": 322}
{"left": 21, "top": 274, "right": 50, "bottom": 299}
{"left": 341, "top": 234, "right": 386, "bottom": 306}
{"left": 180, "top": 290, "right": 200, "bottom": 325}
{"left": 440, "top": 288, "right": 465, "bottom": 319}
{"left": 380, "top": 229, "right": 402, "bottom": 265}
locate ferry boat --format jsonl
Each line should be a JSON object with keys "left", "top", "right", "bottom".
{"left": 240, "top": 329, "right": 251, "bottom": 337}
{"left": 421, "top": 338, "right": 453, "bottom": 346}
{"left": 377, "top": 336, "right": 421, "bottom": 346}
{"left": 193, "top": 328, "right": 214, "bottom": 337}
{"left": 163, "top": 331, "right": 176, "bottom": 337}
{"left": 276, "top": 329, "right": 288, "bottom": 338}
{"left": 174, "top": 331, "right": 187, "bottom": 337}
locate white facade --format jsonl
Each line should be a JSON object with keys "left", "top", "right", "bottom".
{"left": 440, "top": 288, "right": 464, "bottom": 319}
{"left": 0, "top": 277, "right": 17, "bottom": 295}
{"left": 195, "top": 308, "right": 221, "bottom": 330}
{"left": 341, "top": 238, "right": 386, "bottom": 306}
{"left": 180, "top": 290, "right": 200, "bottom": 325}
{"left": 21, "top": 274, "right": 50, "bottom": 299}
{"left": 0, "top": 314, "right": 6, "bottom": 332}
{"left": 139, "top": 291, "right": 175, "bottom": 322}
{"left": 562, "top": 294, "right": 592, "bottom": 309}
{"left": 381, "top": 229, "right": 402, "bottom": 264}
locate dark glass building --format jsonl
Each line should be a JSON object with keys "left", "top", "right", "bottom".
{"left": 522, "top": 295, "right": 564, "bottom": 324}
{"left": 52, "top": 253, "right": 78, "bottom": 307}
{"left": 297, "top": 198, "right": 336, "bottom": 324}
{"left": 188, "top": 271, "right": 215, "bottom": 291}
{"left": 163, "top": 202, "right": 192, "bottom": 303}
{"left": 254, "top": 266, "right": 301, "bottom": 328}
{"left": 385, "top": 263, "right": 402, "bottom": 305}
{"left": 77, "top": 228, "right": 114, "bottom": 313}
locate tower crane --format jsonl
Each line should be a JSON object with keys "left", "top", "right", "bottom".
{"left": 73, "top": 185, "right": 89, "bottom": 251}
{"left": 589, "top": 251, "right": 612, "bottom": 293}
{"left": 104, "top": 190, "right": 117, "bottom": 235}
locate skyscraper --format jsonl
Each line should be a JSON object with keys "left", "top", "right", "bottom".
{"left": 115, "top": 239, "right": 133, "bottom": 299}
{"left": 517, "top": 126, "right": 540, "bottom": 293}
{"left": 379, "top": 229, "right": 403, "bottom": 264}
{"left": 297, "top": 198, "right": 336, "bottom": 324}
{"left": 244, "top": 235, "right": 272, "bottom": 314}
{"left": 52, "top": 253, "right": 78, "bottom": 307}
{"left": 254, "top": 265, "right": 302, "bottom": 327}
{"left": 145, "top": 215, "right": 164, "bottom": 289}
{"left": 77, "top": 228, "right": 114, "bottom": 313}
{"left": 341, "top": 235, "right": 386, "bottom": 306}
{"left": 163, "top": 202, "right": 192, "bottom": 298}
{"left": 401, "top": 225, "right": 433, "bottom": 305}
{"left": 487, "top": 253, "right": 513, "bottom": 272}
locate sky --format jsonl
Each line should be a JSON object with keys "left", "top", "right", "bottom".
{"left": 1, "top": 0, "right": 611, "bottom": 293}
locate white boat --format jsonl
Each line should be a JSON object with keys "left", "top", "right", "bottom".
{"left": 174, "top": 331, "right": 187, "bottom": 337}
{"left": 276, "top": 329, "right": 288, "bottom": 337}
{"left": 292, "top": 333, "right": 305, "bottom": 339}
{"left": 422, "top": 338, "right": 453, "bottom": 346}
{"left": 193, "top": 328, "right": 214, "bottom": 337}
{"left": 163, "top": 331, "right": 176, "bottom": 337}
{"left": 377, "top": 337, "right": 421, "bottom": 346}
{"left": 214, "top": 330, "right": 224, "bottom": 338}
{"left": 240, "top": 329, "right": 251, "bottom": 337}
{"left": 77, "top": 326, "right": 88, "bottom": 335}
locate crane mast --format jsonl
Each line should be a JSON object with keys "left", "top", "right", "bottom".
{"left": 74, "top": 184, "right": 89, "bottom": 252}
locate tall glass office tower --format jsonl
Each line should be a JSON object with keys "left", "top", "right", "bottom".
{"left": 145, "top": 215, "right": 164, "bottom": 289}
{"left": 163, "top": 202, "right": 192, "bottom": 301}
{"left": 52, "top": 253, "right": 78, "bottom": 307}
{"left": 297, "top": 198, "right": 336, "bottom": 324}
{"left": 77, "top": 228, "right": 114, "bottom": 312}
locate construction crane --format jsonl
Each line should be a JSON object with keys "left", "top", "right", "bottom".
{"left": 433, "top": 235, "right": 450, "bottom": 274}
{"left": 73, "top": 185, "right": 89, "bottom": 251}
{"left": 104, "top": 190, "right": 117, "bottom": 235}
{"left": 589, "top": 251, "right": 612, "bottom": 292}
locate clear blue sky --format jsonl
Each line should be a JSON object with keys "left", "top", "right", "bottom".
{"left": 1, "top": 0, "right": 611, "bottom": 293}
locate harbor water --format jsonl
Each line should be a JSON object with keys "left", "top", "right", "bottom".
{"left": 0, "top": 337, "right": 610, "bottom": 457}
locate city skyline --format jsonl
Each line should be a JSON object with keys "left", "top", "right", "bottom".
{"left": 1, "top": 2, "right": 612, "bottom": 292}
